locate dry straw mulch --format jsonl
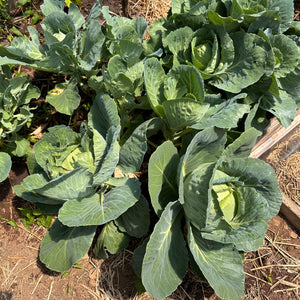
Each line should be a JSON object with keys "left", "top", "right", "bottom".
{"left": 266, "top": 126, "right": 300, "bottom": 206}
{"left": 128, "top": 0, "right": 171, "bottom": 23}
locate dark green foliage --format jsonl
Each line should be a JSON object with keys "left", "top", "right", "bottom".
{"left": 0, "top": 1, "right": 299, "bottom": 299}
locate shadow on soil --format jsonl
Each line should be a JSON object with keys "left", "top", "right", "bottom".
{"left": 0, "top": 292, "right": 13, "bottom": 300}
{"left": 98, "top": 247, "right": 215, "bottom": 299}
{"left": 0, "top": 178, "right": 11, "bottom": 205}
{"left": 0, "top": 159, "right": 32, "bottom": 220}
{"left": 35, "top": 255, "right": 61, "bottom": 277}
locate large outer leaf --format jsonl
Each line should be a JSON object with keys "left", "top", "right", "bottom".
{"left": 0, "top": 47, "right": 30, "bottom": 67}
{"left": 103, "top": 71, "right": 135, "bottom": 99}
{"left": 270, "top": 34, "right": 300, "bottom": 78}
{"left": 14, "top": 174, "right": 64, "bottom": 205}
{"left": 207, "top": 11, "right": 242, "bottom": 33}
{"left": 119, "top": 40, "right": 144, "bottom": 67}
{"left": 260, "top": 89, "right": 297, "bottom": 128}
{"left": 118, "top": 194, "right": 150, "bottom": 238}
{"left": 107, "top": 55, "right": 127, "bottom": 78}
{"left": 118, "top": 118, "right": 162, "bottom": 174}
{"left": 210, "top": 32, "right": 274, "bottom": 93}
{"left": 102, "top": 222, "right": 130, "bottom": 254}
{"left": 46, "top": 79, "right": 81, "bottom": 115}
{"left": 221, "top": 127, "right": 261, "bottom": 160}
{"left": 247, "top": 10, "right": 281, "bottom": 34}
{"left": 93, "top": 221, "right": 130, "bottom": 259}
{"left": 91, "top": 128, "right": 106, "bottom": 169}
{"left": 58, "top": 179, "right": 141, "bottom": 226}
{"left": 88, "top": 94, "right": 121, "bottom": 185}
{"left": 93, "top": 126, "right": 120, "bottom": 186}
{"left": 148, "top": 141, "right": 179, "bottom": 216}
{"left": 0, "top": 152, "right": 11, "bottom": 183}
{"left": 40, "top": 0, "right": 64, "bottom": 16}
{"left": 164, "top": 65, "right": 205, "bottom": 102}
{"left": 144, "top": 57, "right": 166, "bottom": 117}
{"left": 0, "top": 34, "right": 57, "bottom": 71}
{"left": 87, "top": 0, "right": 102, "bottom": 22}
{"left": 278, "top": 66, "right": 300, "bottom": 104}
{"left": 68, "top": 3, "right": 85, "bottom": 30}
{"left": 163, "top": 26, "right": 194, "bottom": 65}
{"left": 188, "top": 224, "right": 244, "bottom": 300}
{"left": 78, "top": 19, "right": 105, "bottom": 71}
{"left": 39, "top": 218, "right": 97, "bottom": 272}
{"left": 142, "top": 201, "right": 188, "bottom": 300}
{"left": 183, "top": 163, "right": 216, "bottom": 230}
{"left": 181, "top": 127, "right": 226, "bottom": 177}
{"left": 34, "top": 168, "right": 94, "bottom": 200}
{"left": 268, "top": 0, "right": 294, "bottom": 33}
{"left": 132, "top": 237, "right": 149, "bottom": 278}
{"left": 88, "top": 93, "right": 120, "bottom": 138}
{"left": 190, "top": 99, "right": 250, "bottom": 130}
{"left": 163, "top": 99, "right": 209, "bottom": 131}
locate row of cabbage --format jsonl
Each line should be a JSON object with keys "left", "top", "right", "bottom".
{"left": 0, "top": 0, "right": 299, "bottom": 299}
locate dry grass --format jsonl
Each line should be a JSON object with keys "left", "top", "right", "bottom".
{"left": 89, "top": 247, "right": 218, "bottom": 300}
{"left": 244, "top": 228, "right": 300, "bottom": 299}
{"left": 266, "top": 126, "right": 300, "bottom": 205}
{"left": 97, "top": 231, "right": 298, "bottom": 300}
{"left": 129, "top": 0, "right": 171, "bottom": 24}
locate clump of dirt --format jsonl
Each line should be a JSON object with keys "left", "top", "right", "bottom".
{"left": 266, "top": 126, "right": 300, "bottom": 205}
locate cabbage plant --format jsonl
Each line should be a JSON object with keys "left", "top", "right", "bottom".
{"left": 14, "top": 94, "right": 150, "bottom": 271}
{"left": 0, "top": 0, "right": 149, "bottom": 116}
{"left": 144, "top": 57, "right": 250, "bottom": 134}
{"left": 136, "top": 127, "right": 282, "bottom": 300}
{"left": 0, "top": 71, "right": 40, "bottom": 182}
{"left": 0, "top": 0, "right": 105, "bottom": 115}
{"left": 1, "top": 0, "right": 299, "bottom": 299}
{"left": 144, "top": 0, "right": 299, "bottom": 129}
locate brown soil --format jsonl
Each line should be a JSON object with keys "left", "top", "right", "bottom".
{"left": 244, "top": 216, "right": 300, "bottom": 300}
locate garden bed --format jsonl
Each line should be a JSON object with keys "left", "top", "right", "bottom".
{"left": 1, "top": 167, "right": 299, "bottom": 299}
{"left": 1, "top": 0, "right": 300, "bottom": 300}
{"left": 251, "top": 111, "right": 300, "bottom": 231}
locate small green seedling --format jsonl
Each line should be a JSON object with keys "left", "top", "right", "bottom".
{"left": 0, "top": 216, "right": 19, "bottom": 228}
{"left": 18, "top": 208, "right": 52, "bottom": 230}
